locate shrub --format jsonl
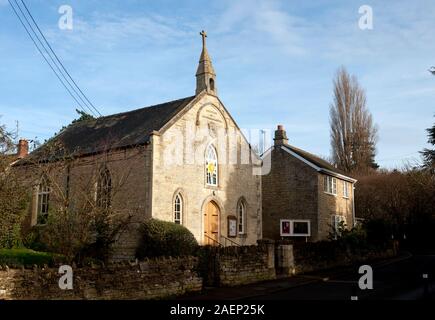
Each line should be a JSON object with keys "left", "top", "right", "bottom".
{"left": 0, "top": 174, "right": 29, "bottom": 249}
{"left": 0, "top": 248, "right": 64, "bottom": 266}
{"left": 136, "top": 219, "right": 199, "bottom": 259}
{"left": 26, "top": 204, "right": 132, "bottom": 263}
{"left": 22, "top": 227, "right": 49, "bottom": 252}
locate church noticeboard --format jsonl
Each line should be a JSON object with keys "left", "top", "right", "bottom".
{"left": 280, "top": 219, "right": 291, "bottom": 237}
{"left": 227, "top": 216, "right": 237, "bottom": 238}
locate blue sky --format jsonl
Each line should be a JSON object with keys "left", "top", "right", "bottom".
{"left": 1, "top": 0, "right": 434, "bottom": 168}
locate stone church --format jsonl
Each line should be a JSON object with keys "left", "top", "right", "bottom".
{"left": 14, "top": 31, "right": 263, "bottom": 259}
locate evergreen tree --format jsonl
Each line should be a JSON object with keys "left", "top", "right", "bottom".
{"left": 421, "top": 115, "right": 435, "bottom": 169}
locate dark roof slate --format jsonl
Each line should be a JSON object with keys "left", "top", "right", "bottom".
{"left": 21, "top": 96, "right": 195, "bottom": 163}
{"left": 282, "top": 144, "right": 355, "bottom": 180}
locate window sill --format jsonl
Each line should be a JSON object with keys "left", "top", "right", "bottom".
{"left": 323, "top": 191, "right": 337, "bottom": 197}
{"left": 205, "top": 184, "right": 219, "bottom": 190}
{"left": 343, "top": 196, "right": 350, "bottom": 199}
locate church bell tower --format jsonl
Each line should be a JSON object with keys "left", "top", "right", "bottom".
{"left": 196, "top": 30, "right": 217, "bottom": 96}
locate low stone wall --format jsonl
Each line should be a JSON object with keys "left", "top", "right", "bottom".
{"left": 0, "top": 241, "right": 400, "bottom": 299}
{"left": 292, "top": 240, "right": 399, "bottom": 274}
{"left": 217, "top": 241, "right": 276, "bottom": 286}
{"left": 0, "top": 256, "right": 202, "bottom": 300}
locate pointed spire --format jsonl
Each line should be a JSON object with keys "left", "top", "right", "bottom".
{"left": 196, "top": 30, "right": 217, "bottom": 96}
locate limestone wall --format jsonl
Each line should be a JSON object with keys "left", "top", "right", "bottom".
{"left": 217, "top": 243, "right": 276, "bottom": 286}
{"left": 0, "top": 256, "right": 201, "bottom": 300}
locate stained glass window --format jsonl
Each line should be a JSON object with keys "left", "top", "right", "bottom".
{"left": 205, "top": 144, "right": 218, "bottom": 186}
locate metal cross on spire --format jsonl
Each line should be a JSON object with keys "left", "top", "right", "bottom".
{"left": 200, "top": 30, "right": 207, "bottom": 48}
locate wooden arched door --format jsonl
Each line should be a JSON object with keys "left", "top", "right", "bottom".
{"left": 204, "top": 201, "right": 220, "bottom": 245}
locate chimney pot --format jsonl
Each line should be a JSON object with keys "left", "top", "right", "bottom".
{"left": 17, "top": 139, "right": 29, "bottom": 158}
{"left": 274, "top": 125, "right": 288, "bottom": 146}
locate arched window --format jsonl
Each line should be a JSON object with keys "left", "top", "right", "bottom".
{"left": 37, "top": 176, "right": 50, "bottom": 225}
{"left": 174, "top": 193, "right": 183, "bottom": 224}
{"left": 96, "top": 167, "right": 112, "bottom": 210}
{"left": 205, "top": 144, "right": 218, "bottom": 186}
{"left": 209, "top": 78, "right": 215, "bottom": 91}
{"left": 237, "top": 200, "right": 246, "bottom": 234}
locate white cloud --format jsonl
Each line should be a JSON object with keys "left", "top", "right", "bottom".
{"left": 45, "top": 13, "right": 193, "bottom": 52}
{"left": 216, "top": 0, "right": 306, "bottom": 55}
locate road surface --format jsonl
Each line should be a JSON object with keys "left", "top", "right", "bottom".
{"left": 180, "top": 252, "right": 435, "bottom": 300}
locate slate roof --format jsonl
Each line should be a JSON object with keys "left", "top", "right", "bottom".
{"left": 1, "top": 153, "right": 19, "bottom": 165}
{"left": 281, "top": 144, "right": 356, "bottom": 181}
{"left": 17, "top": 96, "right": 195, "bottom": 164}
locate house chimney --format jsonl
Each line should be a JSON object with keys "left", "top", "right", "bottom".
{"left": 274, "top": 125, "right": 288, "bottom": 146}
{"left": 17, "top": 139, "right": 29, "bottom": 158}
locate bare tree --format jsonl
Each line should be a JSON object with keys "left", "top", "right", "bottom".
{"left": 19, "top": 138, "right": 143, "bottom": 263}
{"left": 330, "top": 67, "right": 378, "bottom": 174}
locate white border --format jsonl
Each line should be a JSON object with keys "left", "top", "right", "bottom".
{"left": 280, "top": 219, "right": 311, "bottom": 237}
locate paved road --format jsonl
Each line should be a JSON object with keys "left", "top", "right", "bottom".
{"left": 249, "top": 253, "right": 435, "bottom": 300}
{"left": 180, "top": 252, "right": 435, "bottom": 300}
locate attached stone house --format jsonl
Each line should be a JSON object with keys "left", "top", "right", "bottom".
{"left": 262, "top": 125, "right": 357, "bottom": 242}
{"left": 13, "top": 31, "right": 263, "bottom": 259}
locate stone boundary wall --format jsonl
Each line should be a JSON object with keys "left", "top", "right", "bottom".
{"left": 0, "top": 256, "right": 201, "bottom": 300}
{"left": 291, "top": 240, "right": 399, "bottom": 274}
{"left": 217, "top": 241, "right": 276, "bottom": 286}
{"left": 0, "top": 241, "right": 399, "bottom": 299}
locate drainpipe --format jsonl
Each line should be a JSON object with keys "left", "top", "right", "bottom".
{"left": 352, "top": 184, "right": 356, "bottom": 227}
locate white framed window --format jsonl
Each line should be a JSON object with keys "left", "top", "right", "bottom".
{"left": 37, "top": 177, "right": 50, "bottom": 225}
{"left": 343, "top": 181, "right": 350, "bottom": 198}
{"left": 205, "top": 144, "right": 218, "bottom": 186}
{"left": 174, "top": 194, "right": 183, "bottom": 225}
{"left": 237, "top": 201, "right": 246, "bottom": 234}
{"left": 280, "top": 219, "right": 311, "bottom": 237}
{"left": 332, "top": 215, "right": 346, "bottom": 238}
{"left": 96, "top": 167, "right": 112, "bottom": 210}
{"left": 323, "top": 176, "right": 337, "bottom": 195}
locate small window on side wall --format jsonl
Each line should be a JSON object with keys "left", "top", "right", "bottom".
{"left": 332, "top": 215, "right": 346, "bottom": 239}
{"left": 237, "top": 201, "right": 246, "bottom": 235}
{"left": 323, "top": 176, "right": 337, "bottom": 195}
{"left": 96, "top": 167, "right": 112, "bottom": 210}
{"left": 174, "top": 194, "right": 183, "bottom": 225}
{"left": 343, "top": 182, "right": 350, "bottom": 198}
{"left": 36, "top": 176, "right": 50, "bottom": 225}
